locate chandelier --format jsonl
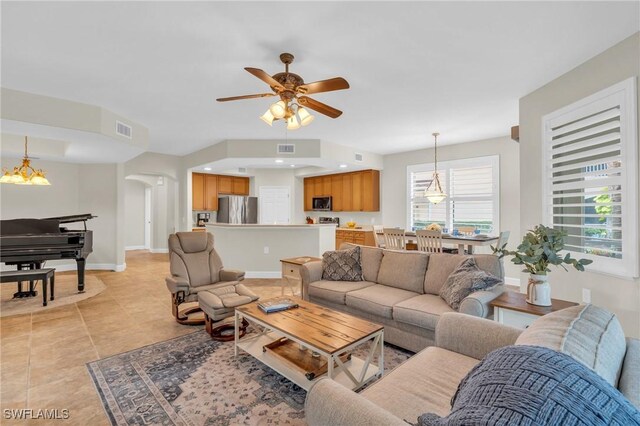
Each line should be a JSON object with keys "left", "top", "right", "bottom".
{"left": 260, "top": 99, "right": 314, "bottom": 130}
{"left": 424, "top": 132, "right": 446, "bottom": 204}
{"left": 0, "top": 137, "right": 51, "bottom": 185}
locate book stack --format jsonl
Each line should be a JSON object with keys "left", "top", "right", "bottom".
{"left": 258, "top": 298, "right": 299, "bottom": 314}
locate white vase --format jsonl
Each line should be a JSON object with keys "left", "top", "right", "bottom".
{"left": 526, "top": 274, "right": 551, "bottom": 307}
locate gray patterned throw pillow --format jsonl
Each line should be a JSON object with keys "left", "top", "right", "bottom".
{"left": 322, "top": 246, "right": 363, "bottom": 282}
{"left": 439, "top": 258, "right": 502, "bottom": 310}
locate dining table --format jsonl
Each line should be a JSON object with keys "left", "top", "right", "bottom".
{"left": 376, "top": 230, "right": 499, "bottom": 254}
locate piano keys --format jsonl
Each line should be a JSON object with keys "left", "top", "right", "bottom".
{"left": 0, "top": 213, "right": 95, "bottom": 293}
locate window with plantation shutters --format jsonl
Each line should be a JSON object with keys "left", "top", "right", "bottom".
{"left": 407, "top": 155, "right": 499, "bottom": 234}
{"left": 543, "top": 78, "right": 638, "bottom": 278}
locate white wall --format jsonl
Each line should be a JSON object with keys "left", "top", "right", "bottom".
{"left": 0, "top": 159, "right": 122, "bottom": 270}
{"left": 124, "top": 179, "right": 146, "bottom": 249}
{"left": 381, "top": 136, "right": 521, "bottom": 281}
{"left": 520, "top": 32, "right": 640, "bottom": 338}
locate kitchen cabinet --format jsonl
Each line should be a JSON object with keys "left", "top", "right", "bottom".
{"left": 192, "top": 173, "right": 205, "bottom": 211}
{"left": 192, "top": 173, "right": 250, "bottom": 211}
{"left": 204, "top": 174, "right": 218, "bottom": 211}
{"left": 335, "top": 228, "right": 376, "bottom": 249}
{"left": 302, "top": 170, "right": 380, "bottom": 212}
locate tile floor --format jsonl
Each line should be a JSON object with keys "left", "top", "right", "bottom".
{"left": 0, "top": 250, "right": 285, "bottom": 425}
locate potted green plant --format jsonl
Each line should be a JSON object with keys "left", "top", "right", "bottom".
{"left": 493, "top": 224, "right": 592, "bottom": 306}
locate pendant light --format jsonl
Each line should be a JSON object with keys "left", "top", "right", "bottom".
{"left": 424, "top": 132, "right": 446, "bottom": 204}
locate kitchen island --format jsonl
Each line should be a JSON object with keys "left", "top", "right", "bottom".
{"left": 205, "top": 224, "right": 335, "bottom": 278}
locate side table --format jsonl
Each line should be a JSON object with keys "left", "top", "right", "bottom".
{"left": 490, "top": 291, "right": 578, "bottom": 329}
{"left": 280, "top": 257, "right": 321, "bottom": 296}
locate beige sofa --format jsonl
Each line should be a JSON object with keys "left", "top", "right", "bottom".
{"left": 305, "top": 311, "right": 640, "bottom": 425}
{"left": 300, "top": 244, "right": 505, "bottom": 352}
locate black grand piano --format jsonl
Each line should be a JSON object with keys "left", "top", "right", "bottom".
{"left": 0, "top": 213, "right": 95, "bottom": 294}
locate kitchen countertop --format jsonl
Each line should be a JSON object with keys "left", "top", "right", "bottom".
{"left": 336, "top": 227, "right": 372, "bottom": 232}
{"left": 206, "top": 223, "right": 337, "bottom": 228}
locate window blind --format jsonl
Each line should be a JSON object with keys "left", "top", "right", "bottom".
{"left": 543, "top": 77, "right": 638, "bottom": 277}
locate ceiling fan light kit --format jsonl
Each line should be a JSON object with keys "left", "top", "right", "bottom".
{"left": 217, "top": 53, "right": 349, "bottom": 130}
{"left": 0, "top": 137, "right": 51, "bottom": 186}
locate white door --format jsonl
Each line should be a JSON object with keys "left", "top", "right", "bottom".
{"left": 144, "top": 187, "right": 151, "bottom": 249}
{"left": 259, "top": 186, "right": 290, "bottom": 224}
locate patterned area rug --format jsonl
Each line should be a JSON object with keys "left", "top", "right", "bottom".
{"left": 87, "top": 330, "right": 412, "bottom": 425}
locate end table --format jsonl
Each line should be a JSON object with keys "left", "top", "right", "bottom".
{"left": 280, "top": 257, "right": 321, "bottom": 296}
{"left": 490, "top": 291, "right": 578, "bottom": 329}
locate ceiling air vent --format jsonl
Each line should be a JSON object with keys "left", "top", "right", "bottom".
{"left": 277, "top": 144, "right": 295, "bottom": 154}
{"left": 355, "top": 153, "right": 364, "bottom": 162}
{"left": 238, "top": 167, "right": 247, "bottom": 174}
{"left": 115, "top": 121, "right": 132, "bottom": 139}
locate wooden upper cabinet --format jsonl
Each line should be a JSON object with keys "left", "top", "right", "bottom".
{"left": 204, "top": 174, "right": 218, "bottom": 211}
{"left": 302, "top": 169, "right": 379, "bottom": 212}
{"left": 192, "top": 173, "right": 205, "bottom": 210}
{"left": 218, "top": 176, "right": 233, "bottom": 194}
{"left": 304, "top": 178, "right": 314, "bottom": 211}
{"left": 351, "top": 172, "right": 364, "bottom": 211}
{"left": 331, "top": 175, "right": 343, "bottom": 211}
{"left": 232, "top": 177, "right": 250, "bottom": 195}
{"left": 362, "top": 170, "right": 380, "bottom": 212}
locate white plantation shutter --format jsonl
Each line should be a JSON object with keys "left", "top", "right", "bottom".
{"left": 543, "top": 78, "right": 638, "bottom": 278}
{"left": 407, "top": 156, "right": 499, "bottom": 233}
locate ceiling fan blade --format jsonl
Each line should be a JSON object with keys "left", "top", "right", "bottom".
{"left": 298, "top": 96, "right": 342, "bottom": 118}
{"left": 245, "top": 67, "right": 284, "bottom": 90}
{"left": 297, "top": 77, "right": 350, "bottom": 95}
{"left": 216, "top": 93, "right": 276, "bottom": 102}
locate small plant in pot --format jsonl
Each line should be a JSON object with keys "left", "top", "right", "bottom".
{"left": 493, "top": 224, "right": 592, "bottom": 306}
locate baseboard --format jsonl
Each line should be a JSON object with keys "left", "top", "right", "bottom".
{"left": 245, "top": 271, "right": 282, "bottom": 279}
{"left": 51, "top": 263, "right": 125, "bottom": 272}
{"left": 504, "top": 276, "right": 520, "bottom": 286}
{"left": 150, "top": 248, "right": 169, "bottom": 254}
{"left": 125, "top": 245, "right": 147, "bottom": 251}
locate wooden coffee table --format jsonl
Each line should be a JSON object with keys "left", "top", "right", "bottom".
{"left": 234, "top": 298, "right": 384, "bottom": 391}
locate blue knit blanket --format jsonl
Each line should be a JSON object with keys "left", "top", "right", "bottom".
{"left": 418, "top": 345, "right": 640, "bottom": 426}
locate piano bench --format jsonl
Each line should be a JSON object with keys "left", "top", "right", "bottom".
{"left": 0, "top": 268, "right": 55, "bottom": 306}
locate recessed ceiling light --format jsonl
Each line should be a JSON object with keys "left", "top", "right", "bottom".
{"left": 204, "top": 167, "right": 212, "bottom": 171}
{"left": 339, "top": 164, "right": 348, "bottom": 168}
{"left": 290, "top": 164, "right": 296, "bottom": 168}
{"left": 275, "top": 159, "right": 284, "bottom": 163}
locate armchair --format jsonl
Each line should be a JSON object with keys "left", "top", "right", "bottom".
{"left": 166, "top": 232, "right": 258, "bottom": 327}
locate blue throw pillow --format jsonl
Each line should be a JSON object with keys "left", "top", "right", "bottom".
{"left": 418, "top": 345, "right": 640, "bottom": 426}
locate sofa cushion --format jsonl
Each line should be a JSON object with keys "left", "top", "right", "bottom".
{"left": 515, "top": 304, "right": 627, "bottom": 387}
{"left": 424, "top": 254, "right": 503, "bottom": 295}
{"left": 377, "top": 250, "right": 428, "bottom": 293}
{"left": 393, "top": 294, "right": 455, "bottom": 330}
{"left": 322, "top": 246, "right": 363, "bottom": 281}
{"left": 345, "top": 284, "right": 419, "bottom": 319}
{"left": 308, "top": 280, "right": 376, "bottom": 305}
{"left": 417, "top": 345, "right": 640, "bottom": 426}
{"left": 340, "top": 243, "right": 384, "bottom": 282}
{"left": 362, "top": 347, "right": 478, "bottom": 419}
{"left": 439, "top": 258, "right": 502, "bottom": 310}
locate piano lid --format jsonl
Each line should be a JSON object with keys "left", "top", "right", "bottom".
{"left": 44, "top": 213, "right": 97, "bottom": 224}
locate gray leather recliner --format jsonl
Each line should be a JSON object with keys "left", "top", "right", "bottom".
{"left": 166, "top": 232, "right": 257, "bottom": 326}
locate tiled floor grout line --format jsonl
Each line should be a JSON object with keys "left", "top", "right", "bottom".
{"left": 76, "top": 301, "right": 101, "bottom": 361}
{"left": 25, "top": 312, "right": 32, "bottom": 407}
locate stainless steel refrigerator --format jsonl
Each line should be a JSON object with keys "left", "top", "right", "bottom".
{"left": 217, "top": 196, "right": 258, "bottom": 224}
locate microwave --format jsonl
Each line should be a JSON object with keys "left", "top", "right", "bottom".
{"left": 312, "top": 196, "right": 332, "bottom": 211}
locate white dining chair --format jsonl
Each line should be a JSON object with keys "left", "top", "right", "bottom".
{"left": 383, "top": 228, "right": 406, "bottom": 250}
{"left": 373, "top": 225, "right": 385, "bottom": 248}
{"left": 416, "top": 230, "right": 443, "bottom": 253}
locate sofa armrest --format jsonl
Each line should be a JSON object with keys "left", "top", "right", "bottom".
{"left": 220, "top": 269, "right": 245, "bottom": 282}
{"left": 459, "top": 284, "right": 505, "bottom": 318}
{"left": 165, "top": 276, "right": 189, "bottom": 293}
{"left": 305, "top": 378, "right": 406, "bottom": 426}
{"left": 619, "top": 338, "right": 640, "bottom": 409}
{"left": 436, "top": 312, "right": 522, "bottom": 360}
{"left": 300, "top": 261, "right": 323, "bottom": 300}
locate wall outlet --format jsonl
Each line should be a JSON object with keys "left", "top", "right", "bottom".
{"left": 582, "top": 288, "right": 591, "bottom": 304}
{"left": 263, "top": 246, "right": 269, "bottom": 254}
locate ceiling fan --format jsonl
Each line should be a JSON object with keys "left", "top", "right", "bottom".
{"left": 216, "top": 53, "right": 350, "bottom": 129}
